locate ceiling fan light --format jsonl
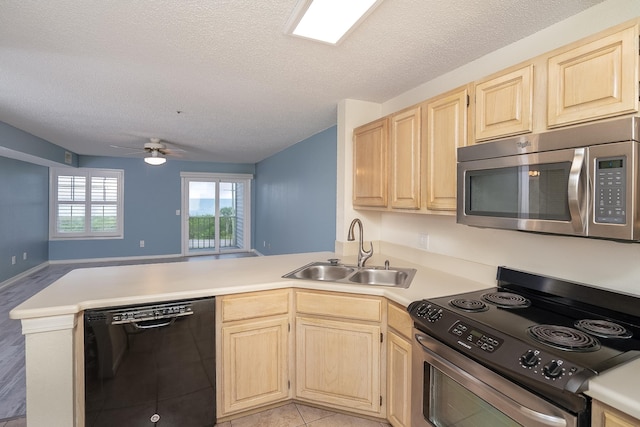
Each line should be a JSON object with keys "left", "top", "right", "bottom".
{"left": 144, "top": 150, "right": 166, "bottom": 165}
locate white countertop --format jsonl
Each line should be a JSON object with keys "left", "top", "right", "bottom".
{"left": 586, "top": 357, "right": 640, "bottom": 420}
{"left": 10, "top": 250, "right": 640, "bottom": 420}
{"left": 9, "top": 251, "right": 489, "bottom": 319}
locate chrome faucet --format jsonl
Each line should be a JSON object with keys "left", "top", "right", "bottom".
{"left": 347, "top": 218, "right": 373, "bottom": 267}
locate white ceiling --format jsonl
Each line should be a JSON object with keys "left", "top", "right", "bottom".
{"left": 0, "top": 0, "right": 604, "bottom": 164}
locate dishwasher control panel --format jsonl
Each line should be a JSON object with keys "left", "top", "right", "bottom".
{"left": 111, "top": 303, "right": 193, "bottom": 324}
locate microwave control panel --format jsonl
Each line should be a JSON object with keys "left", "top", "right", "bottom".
{"left": 594, "top": 156, "right": 626, "bottom": 224}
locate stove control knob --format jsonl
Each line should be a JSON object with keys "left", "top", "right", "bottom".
{"left": 427, "top": 308, "right": 442, "bottom": 322}
{"left": 543, "top": 360, "right": 564, "bottom": 379}
{"left": 520, "top": 350, "right": 540, "bottom": 368}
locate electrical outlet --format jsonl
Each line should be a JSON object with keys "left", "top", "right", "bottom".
{"left": 140, "top": 240, "right": 145, "bottom": 248}
{"left": 11, "top": 256, "right": 16, "bottom": 265}
{"left": 176, "top": 210, "right": 180, "bottom": 215}
{"left": 418, "top": 232, "right": 430, "bottom": 250}
{"left": 23, "top": 252, "right": 27, "bottom": 260}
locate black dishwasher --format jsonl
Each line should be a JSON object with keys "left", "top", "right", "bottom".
{"left": 84, "top": 297, "right": 216, "bottom": 427}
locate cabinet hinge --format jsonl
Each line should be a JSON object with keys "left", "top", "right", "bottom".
{"left": 466, "top": 94, "right": 470, "bottom": 107}
{"left": 380, "top": 332, "right": 383, "bottom": 343}
{"left": 288, "top": 380, "right": 291, "bottom": 390}
{"left": 288, "top": 323, "right": 291, "bottom": 332}
{"left": 380, "top": 395, "right": 383, "bottom": 406}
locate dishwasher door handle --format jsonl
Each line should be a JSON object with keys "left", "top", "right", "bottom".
{"left": 130, "top": 317, "right": 177, "bottom": 329}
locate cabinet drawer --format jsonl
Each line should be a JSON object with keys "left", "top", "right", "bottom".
{"left": 296, "top": 291, "right": 382, "bottom": 322}
{"left": 388, "top": 301, "right": 412, "bottom": 339}
{"left": 220, "top": 289, "right": 290, "bottom": 322}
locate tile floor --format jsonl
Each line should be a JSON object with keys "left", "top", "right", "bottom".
{"left": 215, "top": 402, "right": 391, "bottom": 427}
{"left": 2, "top": 402, "right": 391, "bottom": 427}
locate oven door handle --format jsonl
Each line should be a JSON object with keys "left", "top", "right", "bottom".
{"left": 415, "top": 334, "right": 568, "bottom": 427}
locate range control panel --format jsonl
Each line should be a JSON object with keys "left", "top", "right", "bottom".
{"left": 449, "top": 321, "right": 503, "bottom": 353}
{"left": 594, "top": 156, "right": 626, "bottom": 224}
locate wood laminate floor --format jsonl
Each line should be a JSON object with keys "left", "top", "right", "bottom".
{"left": 0, "top": 252, "right": 256, "bottom": 422}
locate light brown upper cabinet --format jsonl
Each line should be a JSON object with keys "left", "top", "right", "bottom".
{"left": 390, "top": 105, "right": 422, "bottom": 209}
{"left": 548, "top": 23, "right": 639, "bottom": 127}
{"left": 425, "top": 86, "right": 469, "bottom": 211}
{"left": 475, "top": 65, "right": 534, "bottom": 141}
{"left": 353, "top": 118, "right": 389, "bottom": 207}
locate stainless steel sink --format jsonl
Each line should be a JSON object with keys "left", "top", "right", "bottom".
{"left": 288, "top": 263, "right": 356, "bottom": 281}
{"left": 348, "top": 268, "right": 413, "bottom": 287}
{"left": 283, "top": 261, "right": 416, "bottom": 288}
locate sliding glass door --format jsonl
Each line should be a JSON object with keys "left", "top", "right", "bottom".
{"left": 181, "top": 173, "right": 252, "bottom": 256}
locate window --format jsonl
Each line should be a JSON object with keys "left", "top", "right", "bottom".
{"left": 50, "top": 168, "right": 124, "bottom": 239}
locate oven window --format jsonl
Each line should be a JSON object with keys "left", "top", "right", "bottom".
{"left": 429, "top": 368, "right": 521, "bottom": 427}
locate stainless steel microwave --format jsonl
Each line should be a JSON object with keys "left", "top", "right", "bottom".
{"left": 457, "top": 117, "right": 640, "bottom": 241}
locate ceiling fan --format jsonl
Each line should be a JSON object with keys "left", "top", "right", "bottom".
{"left": 110, "top": 138, "right": 185, "bottom": 165}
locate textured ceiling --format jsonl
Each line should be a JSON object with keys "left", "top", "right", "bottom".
{"left": 0, "top": 0, "right": 604, "bottom": 163}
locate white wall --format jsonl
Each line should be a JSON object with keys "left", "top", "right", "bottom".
{"left": 337, "top": 0, "right": 640, "bottom": 295}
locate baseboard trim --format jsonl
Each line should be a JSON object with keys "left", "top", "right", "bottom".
{"left": 0, "top": 262, "right": 50, "bottom": 291}
{"left": 48, "top": 253, "right": 184, "bottom": 265}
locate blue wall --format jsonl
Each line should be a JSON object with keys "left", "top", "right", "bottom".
{"left": 0, "top": 117, "right": 337, "bottom": 280}
{"left": 49, "top": 156, "right": 254, "bottom": 261}
{"left": 254, "top": 126, "right": 337, "bottom": 255}
{"left": 0, "top": 157, "right": 49, "bottom": 282}
{"left": 0, "top": 121, "right": 78, "bottom": 167}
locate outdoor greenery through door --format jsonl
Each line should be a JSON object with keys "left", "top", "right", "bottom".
{"left": 181, "top": 173, "right": 252, "bottom": 255}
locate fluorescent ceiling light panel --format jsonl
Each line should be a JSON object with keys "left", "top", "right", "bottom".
{"left": 290, "top": 0, "right": 382, "bottom": 45}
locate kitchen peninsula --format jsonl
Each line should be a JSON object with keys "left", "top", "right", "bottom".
{"left": 10, "top": 247, "right": 492, "bottom": 427}
{"left": 11, "top": 247, "right": 640, "bottom": 427}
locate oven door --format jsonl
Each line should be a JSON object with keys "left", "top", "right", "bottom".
{"left": 411, "top": 330, "right": 579, "bottom": 427}
{"left": 456, "top": 147, "right": 588, "bottom": 237}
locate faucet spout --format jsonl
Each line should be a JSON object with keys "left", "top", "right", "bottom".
{"left": 347, "top": 218, "right": 373, "bottom": 267}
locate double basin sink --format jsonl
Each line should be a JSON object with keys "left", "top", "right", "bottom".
{"left": 283, "top": 260, "right": 416, "bottom": 288}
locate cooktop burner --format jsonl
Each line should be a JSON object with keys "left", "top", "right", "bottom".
{"left": 449, "top": 298, "right": 488, "bottom": 312}
{"left": 575, "top": 319, "right": 632, "bottom": 339}
{"left": 482, "top": 291, "right": 531, "bottom": 308}
{"left": 528, "top": 324, "right": 601, "bottom": 352}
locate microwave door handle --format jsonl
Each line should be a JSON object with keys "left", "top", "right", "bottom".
{"left": 568, "top": 148, "right": 587, "bottom": 234}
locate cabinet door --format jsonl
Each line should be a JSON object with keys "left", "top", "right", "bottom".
{"left": 548, "top": 25, "right": 639, "bottom": 127}
{"left": 592, "top": 400, "right": 640, "bottom": 427}
{"left": 353, "top": 118, "right": 389, "bottom": 207}
{"left": 425, "top": 87, "right": 469, "bottom": 211}
{"left": 296, "top": 316, "right": 382, "bottom": 415}
{"left": 390, "top": 106, "right": 421, "bottom": 209}
{"left": 475, "top": 65, "right": 533, "bottom": 141}
{"left": 387, "top": 331, "right": 411, "bottom": 427}
{"left": 220, "top": 316, "right": 290, "bottom": 415}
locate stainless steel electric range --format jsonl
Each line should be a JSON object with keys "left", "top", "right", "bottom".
{"left": 408, "top": 267, "right": 640, "bottom": 427}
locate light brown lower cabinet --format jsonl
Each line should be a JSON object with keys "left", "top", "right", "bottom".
{"left": 592, "top": 400, "right": 640, "bottom": 427}
{"left": 217, "top": 289, "right": 398, "bottom": 421}
{"left": 216, "top": 290, "right": 293, "bottom": 418}
{"left": 387, "top": 330, "right": 412, "bottom": 427}
{"left": 295, "top": 290, "right": 385, "bottom": 417}
{"left": 296, "top": 316, "right": 382, "bottom": 415}
{"left": 387, "top": 301, "right": 413, "bottom": 427}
